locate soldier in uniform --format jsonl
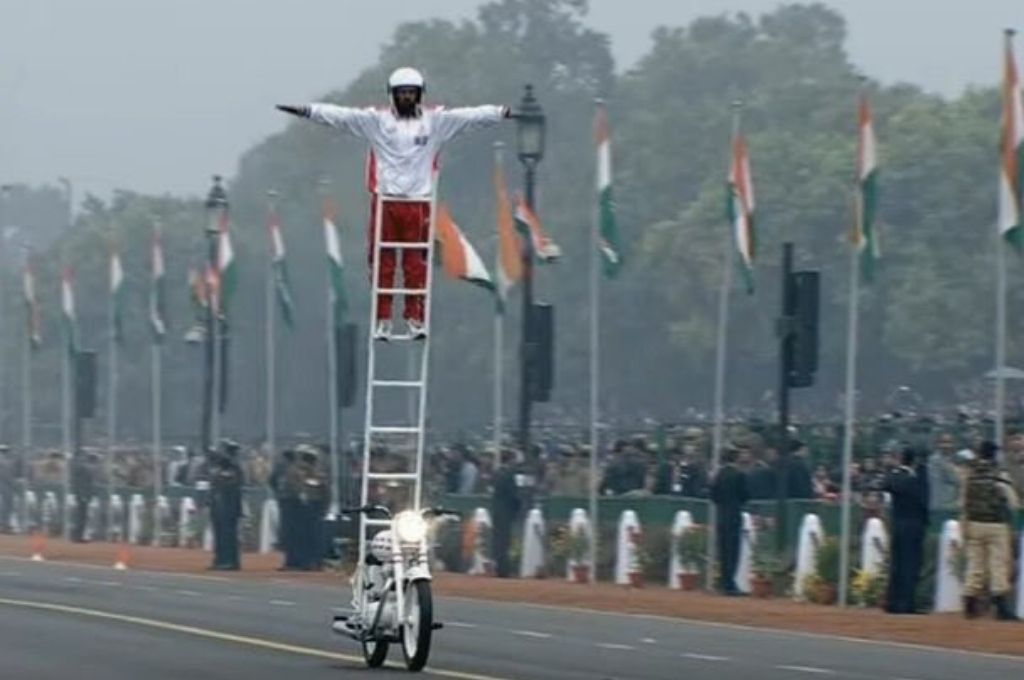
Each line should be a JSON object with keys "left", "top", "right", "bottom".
{"left": 70, "top": 451, "right": 96, "bottom": 543}
{"left": 490, "top": 448, "right": 521, "bottom": 578}
{"left": 270, "top": 449, "right": 300, "bottom": 570}
{"left": 883, "top": 447, "right": 929, "bottom": 614}
{"left": 297, "top": 446, "right": 328, "bottom": 570}
{"left": 0, "top": 446, "right": 14, "bottom": 533}
{"left": 709, "top": 446, "right": 750, "bottom": 595}
{"left": 961, "top": 440, "right": 1019, "bottom": 620}
{"left": 209, "top": 439, "right": 244, "bottom": 570}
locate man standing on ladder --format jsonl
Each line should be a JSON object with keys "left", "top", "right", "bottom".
{"left": 278, "top": 67, "right": 513, "bottom": 341}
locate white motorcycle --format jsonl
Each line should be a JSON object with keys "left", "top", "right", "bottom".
{"left": 332, "top": 505, "right": 457, "bottom": 672}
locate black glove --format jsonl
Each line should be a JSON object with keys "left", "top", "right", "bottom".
{"left": 276, "top": 104, "right": 310, "bottom": 118}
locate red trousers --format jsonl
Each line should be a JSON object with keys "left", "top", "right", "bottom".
{"left": 368, "top": 199, "right": 431, "bottom": 322}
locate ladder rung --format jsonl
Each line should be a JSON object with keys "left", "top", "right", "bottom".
{"left": 372, "top": 379, "right": 424, "bottom": 388}
{"left": 363, "top": 518, "right": 392, "bottom": 527}
{"left": 379, "top": 241, "right": 430, "bottom": 249}
{"left": 369, "top": 426, "right": 421, "bottom": 434}
{"left": 377, "top": 287, "right": 427, "bottom": 295}
{"left": 366, "top": 472, "right": 419, "bottom": 481}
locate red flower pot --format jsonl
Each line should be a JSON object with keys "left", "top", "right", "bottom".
{"left": 678, "top": 572, "right": 700, "bottom": 591}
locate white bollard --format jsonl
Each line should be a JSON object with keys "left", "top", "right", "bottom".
{"left": 615, "top": 510, "right": 643, "bottom": 586}
{"left": 934, "top": 519, "right": 962, "bottom": 613}
{"left": 178, "top": 497, "right": 196, "bottom": 547}
{"left": 468, "top": 508, "right": 493, "bottom": 575}
{"left": 203, "top": 521, "right": 213, "bottom": 552}
{"left": 259, "top": 499, "right": 279, "bottom": 554}
{"left": 566, "top": 508, "right": 593, "bottom": 582}
{"left": 794, "top": 513, "right": 823, "bottom": 600}
{"left": 63, "top": 493, "right": 76, "bottom": 536}
{"left": 107, "top": 494, "right": 125, "bottom": 542}
{"left": 1016, "top": 530, "right": 1024, "bottom": 618}
{"left": 668, "top": 510, "right": 694, "bottom": 590}
{"left": 155, "top": 496, "right": 171, "bottom": 547}
{"left": 737, "top": 512, "right": 755, "bottom": 594}
{"left": 860, "top": 517, "right": 888, "bottom": 576}
{"left": 519, "top": 507, "right": 546, "bottom": 579}
{"left": 42, "top": 492, "right": 58, "bottom": 535}
{"left": 23, "top": 490, "right": 38, "bottom": 534}
{"left": 127, "top": 494, "right": 144, "bottom": 544}
{"left": 84, "top": 497, "right": 102, "bottom": 541}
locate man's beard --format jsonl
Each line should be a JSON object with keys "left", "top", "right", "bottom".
{"left": 394, "top": 99, "right": 418, "bottom": 118}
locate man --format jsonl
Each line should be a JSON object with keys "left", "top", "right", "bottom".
{"left": 786, "top": 441, "right": 814, "bottom": 500}
{"left": 277, "top": 67, "right": 513, "bottom": 340}
{"left": 270, "top": 450, "right": 300, "bottom": 570}
{"left": 490, "top": 449, "right": 521, "bottom": 578}
{"left": 69, "top": 451, "right": 96, "bottom": 543}
{"left": 209, "top": 439, "right": 244, "bottom": 570}
{"left": 883, "top": 447, "right": 929, "bottom": 614}
{"left": 0, "top": 447, "right": 14, "bottom": 533}
{"left": 961, "top": 440, "right": 1019, "bottom": 620}
{"left": 928, "top": 432, "right": 960, "bottom": 510}
{"left": 747, "top": 447, "right": 778, "bottom": 500}
{"left": 710, "top": 446, "right": 750, "bottom": 595}
{"left": 1006, "top": 433, "right": 1024, "bottom": 500}
{"left": 296, "top": 446, "right": 328, "bottom": 571}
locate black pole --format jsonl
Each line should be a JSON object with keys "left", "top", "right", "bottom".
{"left": 519, "top": 162, "right": 536, "bottom": 464}
{"left": 776, "top": 242, "right": 794, "bottom": 553}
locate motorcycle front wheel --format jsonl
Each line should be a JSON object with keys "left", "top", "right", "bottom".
{"left": 400, "top": 579, "right": 433, "bottom": 671}
{"left": 362, "top": 639, "right": 389, "bottom": 668}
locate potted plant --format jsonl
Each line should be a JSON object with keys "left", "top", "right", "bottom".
{"left": 674, "top": 525, "right": 706, "bottom": 591}
{"left": 813, "top": 536, "right": 841, "bottom": 605}
{"left": 568, "top": 527, "right": 590, "bottom": 583}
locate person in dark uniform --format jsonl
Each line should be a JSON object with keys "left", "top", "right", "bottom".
{"left": 490, "top": 448, "right": 521, "bottom": 578}
{"left": 883, "top": 446, "right": 929, "bottom": 614}
{"left": 786, "top": 441, "right": 814, "bottom": 499}
{"left": 70, "top": 451, "right": 96, "bottom": 543}
{"left": 0, "top": 446, "right": 14, "bottom": 534}
{"left": 710, "top": 446, "right": 750, "bottom": 595}
{"left": 270, "top": 449, "right": 301, "bottom": 570}
{"left": 297, "top": 446, "right": 327, "bottom": 570}
{"left": 209, "top": 439, "right": 244, "bottom": 570}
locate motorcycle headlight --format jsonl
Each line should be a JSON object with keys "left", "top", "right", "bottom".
{"left": 394, "top": 511, "right": 427, "bottom": 544}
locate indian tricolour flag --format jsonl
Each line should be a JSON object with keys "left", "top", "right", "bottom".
{"left": 436, "top": 203, "right": 493, "bottom": 290}
{"left": 854, "top": 91, "right": 880, "bottom": 280}
{"left": 61, "top": 267, "right": 78, "bottom": 354}
{"left": 268, "top": 207, "right": 295, "bottom": 328}
{"left": 23, "top": 260, "right": 41, "bottom": 349}
{"left": 110, "top": 245, "right": 125, "bottom": 343}
{"left": 323, "top": 198, "right": 346, "bottom": 325}
{"left": 150, "top": 226, "right": 167, "bottom": 341}
{"left": 494, "top": 153, "right": 521, "bottom": 311}
{"left": 514, "top": 196, "right": 561, "bottom": 262}
{"left": 216, "top": 209, "right": 236, "bottom": 310}
{"left": 1000, "top": 29, "right": 1024, "bottom": 249}
{"left": 727, "top": 126, "right": 755, "bottom": 293}
{"left": 594, "top": 102, "right": 623, "bottom": 277}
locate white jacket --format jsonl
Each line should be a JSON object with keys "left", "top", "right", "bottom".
{"left": 308, "top": 103, "right": 506, "bottom": 198}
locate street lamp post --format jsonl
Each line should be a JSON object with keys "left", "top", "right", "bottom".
{"left": 201, "top": 176, "right": 227, "bottom": 454}
{"left": 0, "top": 184, "right": 10, "bottom": 445}
{"left": 514, "top": 84, "right": 546, "bottom": 466}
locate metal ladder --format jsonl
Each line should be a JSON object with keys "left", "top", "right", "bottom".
{"left": 357, "top": 187, "right": 438, "bottom": 566}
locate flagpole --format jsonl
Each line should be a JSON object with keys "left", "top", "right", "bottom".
{"left": 995, "top": 223, "right": 1007, "bottom": 445}
{"left": 151, "top": 342, "right": 162, "bottom": 545}
{"left": 266, "top": 191, "right": 278, "bottom": 467}
{"left": 107, "top": 248, "right": 118, "bottom": 530}
{"left": 838, "top": 242, "right": 861, "bottom": 606}
{"left": 588, "top": 100, "right": 604, "bottom": 584}
{"left": 212, "top": 281, "right": 221, "bottom": 448}
{"left": 493, "top": 142, "right": 505, "bottom": 469}
{"left": 61, "top": 292, "right": 71, "bottom": 541}
{"left": 322, "top": 181, "right": 339, "bottom": 517}
{"left": 22, "top": 284, "right": 31, "bottom": 533}
{"left": 707, "top": 100, "right": 743, "bottom": 590}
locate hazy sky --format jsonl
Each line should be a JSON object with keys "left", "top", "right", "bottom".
{"left": 1, "top": 0, "right": 1020, "bottom": 201}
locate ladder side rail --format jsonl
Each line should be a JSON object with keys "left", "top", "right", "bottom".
{"left": 359, "top": 190, "right": 387, "bottom": 567}
{"left": 412, "top": 179, "right": 440, "bottom": 512}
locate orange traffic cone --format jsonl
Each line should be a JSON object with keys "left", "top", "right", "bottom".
{"left": 113, "top": 543, "right": 130, "bottom": 571}
{"left": 30, "top": 532, "right": 46, "bottom": 562}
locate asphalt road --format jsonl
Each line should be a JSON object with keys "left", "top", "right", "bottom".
{"left": 1, "top": 557, "right": 1022, "bottom": 680}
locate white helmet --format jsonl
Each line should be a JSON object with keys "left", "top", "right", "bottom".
{"left": 387, "top": 67, "right": 425, "bottom": 93}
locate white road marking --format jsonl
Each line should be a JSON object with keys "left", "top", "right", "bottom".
{"left": 641, "top": 637, "right": 657, "bottom": 644}
{"left": 447, "top": 621, "right": 478, "bottom": 629}
{"left": 0, "top": 571, "right": 21, "bottom": 576}
{"left": 269, "top": 599, "right": 295, "bottom": 607}
{"left": 682, "top": 652, "right": 729, "bottom": 662}
{"left": 132, "top": 585, "right": 157, "bottom": 592}
{"left": 97, "top": 581, "right": 121, "bottom": 587}
{"left": 175, "top": 589, "right": 201, "bottom": 597}
{"left": 776, "top": 665, "right": 836, "bottom": 675}
{"left": 512, "top": 630, "right": 552, "bottom": 639}
{"left": 596, "top": 643, "right": 635, "bottom": 651}
{"left": 225, "top": 594, "right": 246, "bottom": 601}
{"left": 63, "top": 576, "right": 82, "bottom": 583}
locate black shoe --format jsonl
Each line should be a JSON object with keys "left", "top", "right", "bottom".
{"left": 994, "top": 595, "right": 1019, "bottom": 621}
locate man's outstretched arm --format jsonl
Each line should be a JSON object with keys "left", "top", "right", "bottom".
{"left": 275, "top": 103, "right": 376, "bottom": 139}
{"left": 434, "top": 105, "right": 512, "bottom": 142}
